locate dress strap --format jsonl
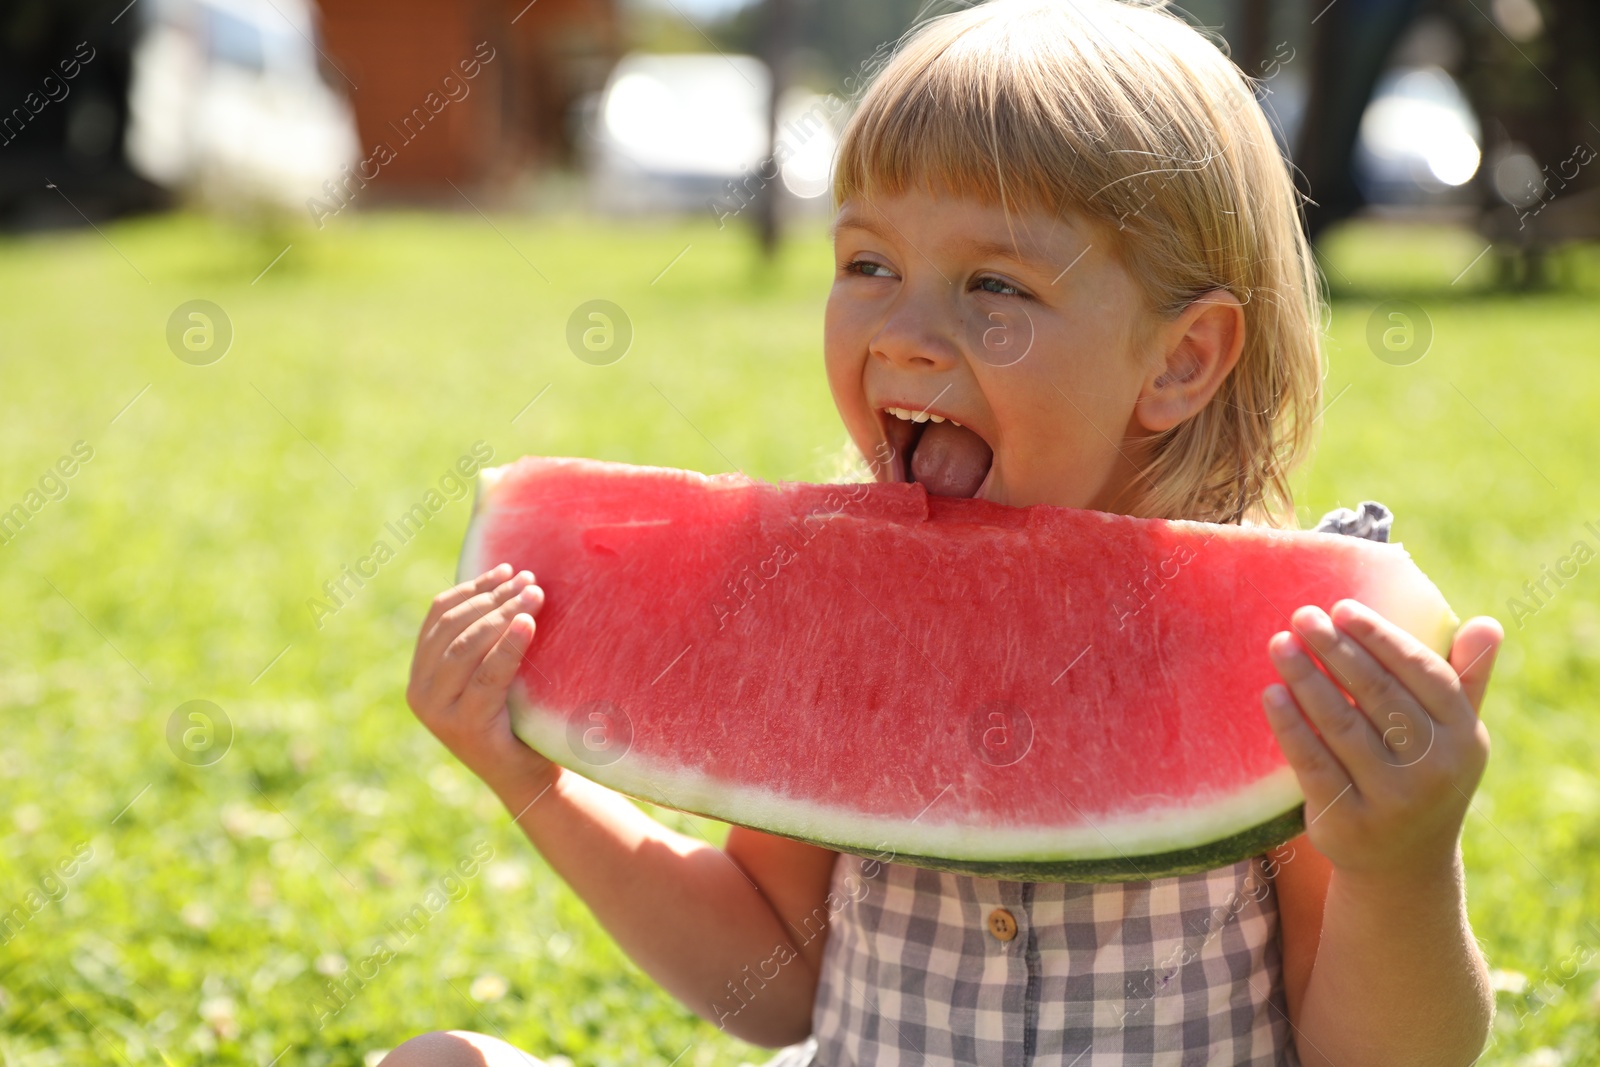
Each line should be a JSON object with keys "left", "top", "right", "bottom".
{"left": 1311, "top": 500, "right": 1392, "bottom": 542}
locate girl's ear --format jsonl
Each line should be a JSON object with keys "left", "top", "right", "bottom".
{"left": 1133, "top": 288, "right": 1245, "bottom": 434}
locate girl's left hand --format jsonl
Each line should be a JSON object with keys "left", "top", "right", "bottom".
{"left": 1261, "top": 598, "right": 1503, "bottom": 886}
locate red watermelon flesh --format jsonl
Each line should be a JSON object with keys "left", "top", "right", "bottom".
{"left": 458, "top": 456, "right": 1458, "bottom": 882}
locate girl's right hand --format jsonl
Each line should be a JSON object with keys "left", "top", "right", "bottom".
{"left": 406, "top": 563, "right": 553, "bottom": 797}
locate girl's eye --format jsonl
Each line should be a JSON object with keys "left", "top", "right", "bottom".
{"left": 845, "top": 259, "right": 896, "bottom": 279}
{"left": 974, "top": 274, "right": 1026, "bottom": 297}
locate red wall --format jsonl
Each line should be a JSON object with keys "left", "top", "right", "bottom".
{"left": 317, "top": 0, "right": 619, "bottom": 192}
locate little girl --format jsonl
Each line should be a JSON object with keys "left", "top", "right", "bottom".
{"left": 386, "top": 1, "right": 1504, "bottom": 1063}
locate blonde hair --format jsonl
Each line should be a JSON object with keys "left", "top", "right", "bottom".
{"left": 832, "top": 0, "right": 1323, "bottom": 527}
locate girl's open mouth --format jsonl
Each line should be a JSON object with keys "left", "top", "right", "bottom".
{"left": 879, "top": 405, "right": 994, "bottom": 498}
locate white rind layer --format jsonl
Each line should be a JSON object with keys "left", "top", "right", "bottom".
{"left": 456, "top": 465, "right": 506, "bottom": 585}
{"left": 507, "top": 684, "right": 1306, "bottom": 862}
{"left": 1356, "top": 540, "right": 1460, "bottom": 656}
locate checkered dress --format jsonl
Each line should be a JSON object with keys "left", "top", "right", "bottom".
{"left": 754, "top": 504, "right": 1391, "bottom": 1067}
{"left": 792, "top": 850, "right": 1299, "bottom": 1066}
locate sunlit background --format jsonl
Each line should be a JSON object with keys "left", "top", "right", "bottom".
{"left": 6, "top": 0, "right": 1592, "bottom": 245}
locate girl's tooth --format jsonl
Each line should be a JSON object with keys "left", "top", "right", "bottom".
{"left": 928, "top": 414, "right": 945, "bottom": 423}
{"left": 912, "top": 411, "right": 929, "bottom": 423}
{"left": 952, "top": 420, "right": 962, "bottom": 427}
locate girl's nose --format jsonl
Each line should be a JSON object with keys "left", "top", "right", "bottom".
{"left": 869, "top": 290, "right": 962, "bottom": 371}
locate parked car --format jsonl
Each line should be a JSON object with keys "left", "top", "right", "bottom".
{"left": 124, "top": 0, "right": 359, "bottom": 216}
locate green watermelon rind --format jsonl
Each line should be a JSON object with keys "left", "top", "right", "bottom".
{"left": 811, "top": 806, "right": 1308, "bottom": 883}
{"left": 506, "top": 689, "right": 1311, "bottom": 883}
{"left": 511, "top": 692, "right": 1306, "bottom": 882}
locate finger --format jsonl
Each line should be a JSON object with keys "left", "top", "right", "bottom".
{"left": 421, "top": 571, "right": 537, "bottom": 665}
{"left": 1290, "top": 604, "right": 1418, "bottom": 713}
{"left": 1291, "top": 605, "right": 1442, "bottom": 770}
{"left": 1328, "top": 599, "right": 1472, "bottom": 726}
{"left": 1268, "top": 630, "right": 1386, "bottom": 791}
{"left": 435, "top": 583, "right": 546, "bottom": 695}
{"left": 413, "top": 573, "right": 504, "bottom": 704}
{"left": 413, "top": 572, "right": 532, "bottom": 700}
{"left": 423, "top": 564, "right": 514, "bottom": 633}
{"left": 1449, "top": 616, "right": 1504, "bottom": 713}
{"left": 1261, "top": 682, "right": 1356, "bottom": 815}
{"left": 457, "top": 612, "right": 536, "bottom": 721}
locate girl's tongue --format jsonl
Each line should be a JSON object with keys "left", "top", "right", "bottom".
{"left": 909, "top": 420, "right": 993, "bottom": 498}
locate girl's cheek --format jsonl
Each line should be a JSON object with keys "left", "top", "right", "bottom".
{"left": 822, "top": 302, "right": 856, "bottom": 366}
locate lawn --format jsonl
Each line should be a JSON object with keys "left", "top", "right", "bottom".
{"left": 0, "top": 207, "right": 1596, "bottom": 1067}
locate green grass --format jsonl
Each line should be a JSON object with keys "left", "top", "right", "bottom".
{"left": 1, "top": 208, "right": 1596, "bottom": 1066}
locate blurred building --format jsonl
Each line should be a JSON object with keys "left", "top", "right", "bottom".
{"left": 0, "top": 0, "right": 621, "bottom": 228}
{"left": 316, "top": 0, "right": 621, "bottom": 195}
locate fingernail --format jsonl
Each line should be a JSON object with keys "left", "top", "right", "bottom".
{"left": 520, "top": 585, "right": 541, "bottom": 601}
{"left": 1263, "top": 683, "right": 1291, "bottom": 710}
{"left": 1331, "top": 599, "right": 1365, "bottom": 627}
{"left": 517, "top": 570, "right": 534, "bottom": 583}
{"left": 1298, "top": 608, "right": 1332, "bottom": 635}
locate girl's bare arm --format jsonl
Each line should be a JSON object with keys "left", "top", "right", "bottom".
{"left": 1285, "top": 849, "right": 1490, "bottom": 1067}
{"left": 408, "top": 565, "right": 836, "bottom": 1047}
{"left": 496, "top": 766, "right": 837, "bottom": 1045}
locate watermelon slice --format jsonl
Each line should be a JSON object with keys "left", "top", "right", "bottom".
{"left": 457, "top": 457, "right": 1458, "bottom": 882}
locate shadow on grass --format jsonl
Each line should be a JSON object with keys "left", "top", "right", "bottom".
{"left": 1314, "top": 220, "right": 1600, "bottom": 306}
